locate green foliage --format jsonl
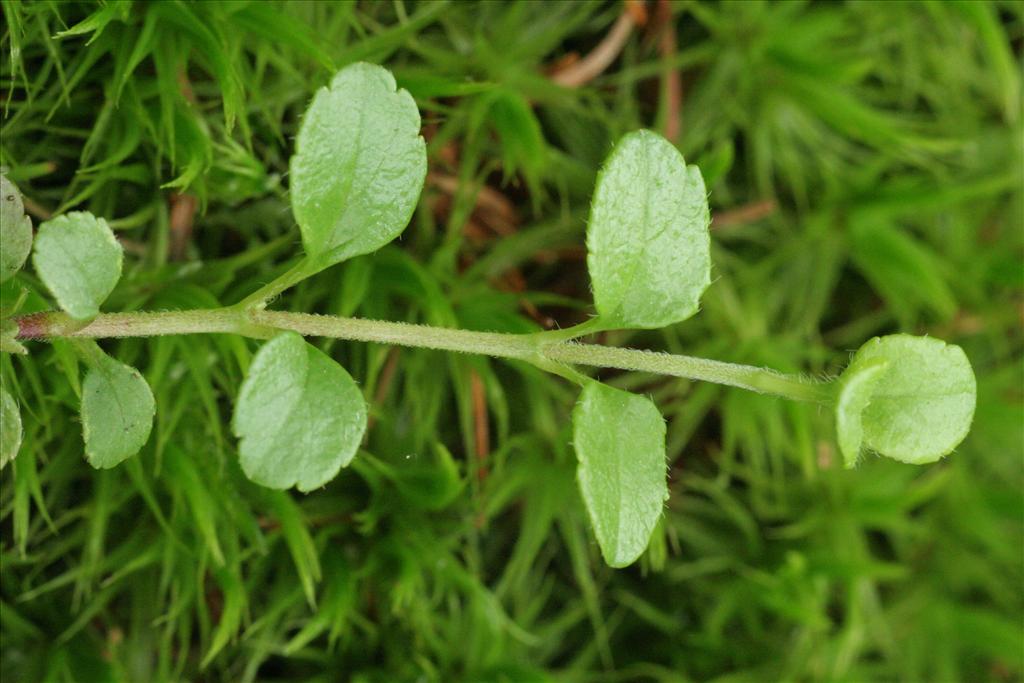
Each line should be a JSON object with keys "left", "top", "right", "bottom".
{"left": 586, "top": 129, "right": 711, "bottom": 329}
{"left": 31, "top": 212, "right": 122, "bottom": 319}
{"left": 1, "top": 2, "right": 1020, "bottom": 682}
{"left": 838, "top": 335, "right": 976, "bottom": 465}
{"left": 233, "top": 332, "right": 367, "bottom": 491}
{"left": 0, "top": 319, "right": 25, "bottom": 355}
{"left": 0, "top": 385, "right": 20, "bottom": 468}
{"left": 0, "top": 176, "right": 32, "bottom": 283}
{"left": 572, "top": 380, "right": 667, "bottom": 567}
{"left": 291, "top": 62, "right": 427, "bottom": 269}
{"left": 80, "top": 344, "right": 155, "bottom": 468}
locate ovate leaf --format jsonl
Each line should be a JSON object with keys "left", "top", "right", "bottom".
{"left": 32, "top": 212, "right": 123, "bottom": 319}
{"left": 290, "top": 62, "right": 427, "bottom": 267}
{"left": 1, "top": 175, "right": 33, "bottom": 283}
{"left": 233, "top": 332, "right": 367, "bottom": 491}
{"left": 572, "top": 381, "right": 668, "bottom": 568}
{"left": 838, "top": 335, "right": 976, "bottom": 465}
{"left": 1, "top": 386, "right": 22, "bottom": 468}
{"left": 81, "top": 353, "right": 156, "bottom": 468}
{"left": 835, "top": 356, "right": 888, "bottom": 468}
{"left": 587, "top": 130, "right": 711, "bottom": 329}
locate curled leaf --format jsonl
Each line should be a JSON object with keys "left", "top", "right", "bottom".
{"left": 587, "top": 129, "right": 711, "bottom": 329}
{"left": 233, "top": 332, "right": 367, "bottom": 491}
{"left": 290, "top": 62, "right": 427, "bottom": 268}
{"left": 837, "top": 335, "right": 976, "bottom": 465}
{"left": 32, "top": 211, "right": 123, "bottom": 319}
{"left": 835, "top": 356, "right": 888, "bottom": 468}
{"left": 572, "top": 380, "right": 668, "bottom": 568}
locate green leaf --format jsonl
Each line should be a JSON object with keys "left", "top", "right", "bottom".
{"left": 290, "top": 62, "right": 427, "bottom": 267}
{"left": 1, "top": 175, "right": 33, "bottom": 283}
{"left": 81, "top": 352, "right": 156, "bottom": 468}
{"left": 1, "top": 319, "right": 27, "bottom": 355}
{"left": 586, "top": 130, "right": 711, "bottom": 329}
{"left": 32, "top": 212, "right": 123, "bottom": 319}
{"left": 1, "top": 385, "right": 22, "bottom": 469}
{"left": 572, "top": 381, "right": 668, "bottom": 568}
{"left": 835, "top": 356, "right": 888, "bottom": 468}
{"left": 233, "top": 332, "right": 367, "bottom": 491}
{"left": 837, "top": 335, "right": 976, "bottom": 465}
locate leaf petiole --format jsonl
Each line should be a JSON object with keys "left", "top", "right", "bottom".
{"left": 232, "top": 255, "right": 327, "bottom": 310}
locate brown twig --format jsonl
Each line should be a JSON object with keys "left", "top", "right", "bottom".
{"left": 21, "top": 196, "right": 53, "bottom": 220}
{"left": 429, "top": 172, "right": 519, "bottom": 237}
{"left": 168, "top": 192, "right": 197, "bottom": 261}
{"left": 550, "top": 9, "right": 638, "bottom": 88}
{"left": 368, "top": 347, "right": 402, "bottom": 430}
{"left": 711, "top": 199, "right": 778, "bottom": 229}
{"left": 656, "top": 0, "right": 682, "bottom": 143}
{"left": 469, "top": 369, "right": 490, "bottom": 484}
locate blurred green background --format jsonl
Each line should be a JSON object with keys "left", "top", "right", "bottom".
{"left": 1, "top": 1, "right": 1021, "bottom": 681}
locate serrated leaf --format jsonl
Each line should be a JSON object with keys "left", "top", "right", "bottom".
{"left": 32, "top": 212, "right": 123, "bottom": 319}
{"left": 835, "top": 356, "right": 888, "bottom": 468}
{"left": 1, "top": 175, "right": 33, "bottom": 283}
{"left": 572, "top": 381, "right": 668, "bottom": 568}
{"left": 233, "top": 332, "right": 367, "bottom": 492}
{"left": 81, "top": 353, "right": 156, "bottom": 468}
{"left": 839, "top": 335, "right": 976, "bottom": 465}
{"left": 587, "top": 130, "right": 711, "bottom": 329}
{"left": 1, "top": 386, "right": 22, "bottom": 468}
{"left": 290, "top": 62, "right": 426, "bottom": 267}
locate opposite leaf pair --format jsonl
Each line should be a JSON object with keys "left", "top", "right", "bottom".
{"left": 232, "top": 63, "right": 425, "bottom": 490}
{"left": 568, "top": 130, "right": 710, "bottom": 566}
{"left": 1, "top": 194, "right": 154, "bottom": 470}
{"left": 568, "top": 130, "right": 977, "bottom": 564}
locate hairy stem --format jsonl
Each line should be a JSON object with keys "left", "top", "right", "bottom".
{"left": 14, "top": 309, "right": 833, "bottom": 403}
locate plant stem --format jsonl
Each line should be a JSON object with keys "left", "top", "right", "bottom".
{"left": 14, "top": 309, "right": 834, "bottom": 403}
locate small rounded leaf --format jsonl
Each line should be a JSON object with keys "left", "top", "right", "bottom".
{"left": 1, "top": 386, "right": 22, "bottom": 469}
{"left": 233, "top": 332, "right": 367, "bottom": 492}
{"left": 572, "top": 381, "right": 668, "bottom": 568}
{"left": 290, "top": 62, "right": 427, "bottom": 267}
{"left": 587, "top": 130, "right": 711, "bottom": 329}
{"left": 838, "top": 335, "right": 976, "bottom": 465}
{"left": 1, "top": 176, "right": 33, "bottom": 283}
{"left": 33, "top": 212, "right": 123, "bottom": 319}
{"left": 81, "top": 354, "right": 156, "bottom": 468}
